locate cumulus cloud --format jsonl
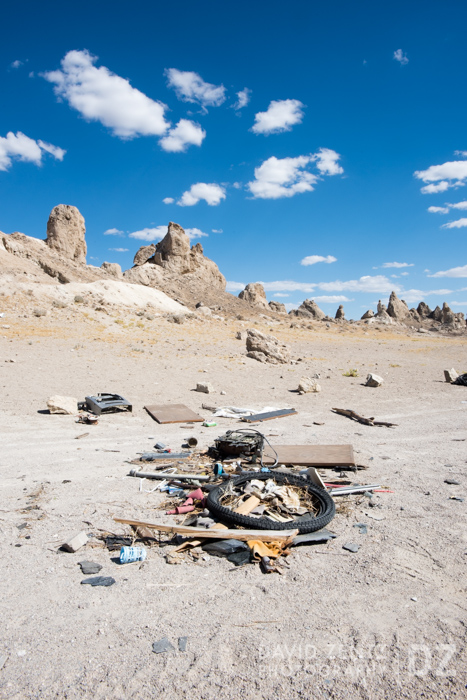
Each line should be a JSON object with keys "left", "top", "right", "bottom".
{"left": 301, "top": 255, "right": 337, "bottom": 266}
{"left": 0, "top": 131, "right": 65, "bottom": 171}
{"left": 415, "top": 158, "right": 467, "bottom": 194}
{"left": 429, "top": 265, "right": 467, "bottom": 278}
{"left": 165, "top": 68, "right": 225, "bottom": 109}
{"left": 10, "top": 59, "right": 24, "bottom": 68}
{"left": 393, "top": 49, "right": 409, "bottom": 65}
{"left": 441, "top": 218, "right": 467, "bottom": 229}
{"left": 259, "top": 281, "right": 317, "bottom": 293}
{"left": 428, "top": 206, "right": 449, "bottom": 214}
{"left": 233, "top": 88, "right": 251, "bottom": 110}
{"left": 103, "top": 228, "right": 124, "bottom": 236}
{"left": 185, "top": 227, "right": 208, "bottom": 240}
{"left": 381, "top": 262, "right": 414, "bottom": 268}
{"left": 449, "top": 200, "right": 467, "bottom": 210}
{"left": 318, "top": 275, "right": 399, "bottom": 294}
{"left": 177, "top": 182, "right": 226, "bottom": 206}
{"left": 400, "top": 271, "right": 410, "bottom": 276}
{"left": 251, "top": 99, "right": 304, "bottom": 135}
{"left": 159, "top": 119, "right": 205, "bottom": 152}
{"left": 212, "top": 228, "right": 223, "bottom": 233}
{"left": 43, "top": 50, "right": 169, "bottom": 139}
{"left": 129, "top": 226, "right": 167, "bottom": 241}
{"left": 109, "top": 247, "right": 128, "bottom": 252}
{"left": 450, "top": 300, "right": 467, "bottom": 306}
{"left": 247, "top": 155, "right": 317, "bottom": 199}
{"left": 311, "top": 148, "right": 344, "bottom": 176}
{"left": 400, "top": 288, "right": 453, "bottom": 303}
{"left": 273, "top": 293, "right": 289, "bottom": 298}
{"left": 163, "top": 197, "right": 174, "bottom": 204}
{"left": 226, "top": 281, "right": 246, "bottom": 292}
{"left": 312, "top": 295, "right": 353, "bottom": 303}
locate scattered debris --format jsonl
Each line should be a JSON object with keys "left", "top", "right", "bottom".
{"left": 342, "top": 543, "right": 360, "bottom": 553}
{"left": 366, "top": 512, "right": 385, "bottom": 521}
{"left": 152, "top": 638, "right": 175, "bottom": 654}
{"left": 144, "top": 404, "right": 204, "bottom": 424}
{"left": 353, "top": 523, "right": 368, "bottom": 535}
{"left": 178, "top": 637, "right": 188, "bottom": 652}
{"left": 75, "top": 432, "right": 89, "bottom": 440}
{"left": 62, "top": 531, "right": 88, "bottom": 553}
{"left": 81, "top": 576, "right": 116, "bottom": 587}
{"left": 445, "top": 479, "right": 461, "bottom": 485}
{"left": 120, "top": 546, "right": 147, "bottom": 563}
{"left": 78, "top": 561, "right": 102, "bottom": 575}
{"left": 444, "top": 368, "right": 459, "bottom": 383}
{"left": 332, "top": 408, "right": 397, "bottom": 428}
{"left": 262, "top": 444, "right": 356, "bottom": 468}
{"left": 453, "top": 373, "right": 467, "bottom": 387}
{"left": 81, "top": 393, "right": 132, "bottom": 415}
{"left": 242, "top": 408, "right": 297, "bottom": 423}
{"left": 47, "top": 395, "right": 78, "bottom": 415}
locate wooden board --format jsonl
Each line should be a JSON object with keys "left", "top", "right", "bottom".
{"left": 242, "top": 408, "right": 297, "bottom": 423}
{"left": 262, "top": 444, "right": 355, "bottom": 467}
{"left": 113, "top": 517, "right": 298, "bottom": 543}
{"left": 144, "top": 404, "right": 204, "bottom": 424}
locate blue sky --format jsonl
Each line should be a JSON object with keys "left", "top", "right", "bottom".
{"left": 1, "top": 0, "right": 467, "bottom": 318}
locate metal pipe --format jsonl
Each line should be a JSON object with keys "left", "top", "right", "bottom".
{"left": 129, "top": 470, "right": 210, "bottom": 481}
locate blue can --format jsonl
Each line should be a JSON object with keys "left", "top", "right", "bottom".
{"left": 120, "top": 546, "right": 147, "bottom": 563}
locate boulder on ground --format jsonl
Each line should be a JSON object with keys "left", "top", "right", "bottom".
{"left": 46, "top": 205, "right": 87, "bottom": 264}
{"left": 289, "top": 299, "right": 325, "bottom": 320}
{"left": 196, "top": 382, "right": 214, "bottom": 394}
{"left": 365, "top": 373, "right": 384, "bottom": 387}
{"left": 100, "top": 262, "right": 123, "bottom": 279}
{"left": 239, "top": 283, "right": 269, "bottom": 309}
{"left": 335, "top": 305, "right": 345, "bottom": 320}
{"left": 444, "top": 368, "right": 458, "bottom": 383}
{"left": 245, "top": 328, "right": 291, "bottom": 364}
{"left": 133, "top": 244, "right": 156, "bottom": 266}
{"left": 268, "top": 300, "right": 287, "bottom": 314}
{"left": 417, "top": 301, "right": 432, "bottom": 318}
{"left": 387, "top": 291, "right": 409, "bottom": 321}
{"left": 298, "top": 377, "right": 321, "bottom": 394}
{"left": 47, "top": 395, "right": 78, "bottom": 415}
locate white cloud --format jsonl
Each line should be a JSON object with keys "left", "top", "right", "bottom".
{"left": 162, "top": 197, "right": 174, "bottom": 204}
{"left": 391, "top": 275, "right": 400, "bottom": 278}
{"left": 400, "top": 271, "right": 410, "bottom": 276}
{"left": 312, "top": 295, "right": 353, "bottom": 303}
{"left": 441, "top": 218, "right": 467, "bottom": 229}
{"left": 226, "top": 281, "right": 246, "bottom": 292}
{"left": 429, "top": 265, "right": 467, "bottom": 278}
{"left": 129, "top": 226, "right": 167, "bottom": 242}
{"left": 0, "top": 131, "right": 65, "bottom": 171}
{"left": 43, "top": 50, "right": 169, "bottom": 139}
{"left": 11, "top": 60, "right": 24, "bottom": 68}
{"left": 284, "top": 302, "right": 299, "bottom": 312}
{"left": 400, "top": 288, "right": 453, "bottom": 303}
{"left": 415, "top": 159, "right": 467, "bottom": 194}
{"left": 311, "top": 148, "right": 344, "bottom": 176}
{"left": 165, "top": 68, "right": 225, "bottom": 109}
{"left": 301, "top": 255, "right": 337, "bottom": 266}
{"left": 103, "top": 228, "right": 124, "bottom": 236}
{"left": 421, "top": 182, "right": 450, "bottom": 194}
{"left": 381, "top": 262, "right": 414, "bottom": 268}
{"left": 273, "top": 293, "right": 289, "bottom": 298}
{"left": 109, "top": 247, "right": 129, "bottom": 252}
{"left": 251, "top": 99, "right": 304, "bottom": 135}
{"left": 233, "top": 88, "right": 251, "bottom": 110}
{"left": 393, "top": 49, "right": 409, "bottom": 65}
{"left": 450, "top": 301, "right": 467, "bottom": 306}
{"left": 232, "top": 182, "right": 242, "bottom": 189}
{"left": 318, "top": 275, "right": 400, "bottom": 294}
{"left": 185, "top": 228, "right": 208, "bottom": 240}
{"left": 177, "top": 182, "right": 226, "bottom": 206}
{"left": 247, "top": 155, "right": 317, "bottom": 199}
{"left": 449, "top": 200, "right": 467, "bottom": 210}
{"left": 454, "top": 151, "right": 467, "bottom": 157}
{"left": 159, "top": 119, "right": 205, "bottom": 152}
{"left": 259, "top": 281, "right": 317, "bottom": 293}
{"left": 212, "top": 228, "right": 223, "bottom": 233}
{"left": 428, "top": 206, "right": 449, "bottom": 214}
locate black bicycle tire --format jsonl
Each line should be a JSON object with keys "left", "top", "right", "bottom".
{"left": 206, "top": 471, "right": 335, "bottom": 533}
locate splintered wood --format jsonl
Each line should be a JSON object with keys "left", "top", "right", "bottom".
{"left": 332, "top": 408, "right": 398, "bottom": 428}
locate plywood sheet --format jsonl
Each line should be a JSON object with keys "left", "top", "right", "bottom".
{"left": 242, "top": 408, "right": 297, "bottom": 423}
{"left": 144, "top": 404, "right": 204, "bottom": 424}
{"left": 262, "top": 444, "right": 355, "bottom": 467}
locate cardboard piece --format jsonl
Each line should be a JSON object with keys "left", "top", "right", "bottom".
{"left": 144, "top": 404, "right": 204, "bottom": 424}
{"left": 262, "top": 444, "right": 355, "bottom": 467}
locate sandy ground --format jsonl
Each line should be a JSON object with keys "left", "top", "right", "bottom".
{"left": 0, "top": 306, "right": 466, "bottom": 699}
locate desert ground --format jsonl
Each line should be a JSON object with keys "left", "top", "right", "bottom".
{"left": 0, "top": 299, "right": 466, "bottom": 700}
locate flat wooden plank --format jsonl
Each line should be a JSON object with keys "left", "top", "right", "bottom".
{"left": 262, "top": 444, "right": 355, "bottom": 467}
{"left": 113, "top": 517, "right": 298, "bottom": 543}
{"left": 144, "top": 404, "right": 204, "bottom": 424}
{"left": 242, "top": 408, "right": 297, "bottom": 423}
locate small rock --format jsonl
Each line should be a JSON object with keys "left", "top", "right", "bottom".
{"left": 411, "top": 596, "right": 417, "bottom": 602}
{"left": 445, "top": 479, "right": 460, "bottom": 485}
{"left": 178, "top": 637, "right": 188, "bottom": 652}
{"left": 81, "top": 576, "right": 115, "bottom": 587}
{"left": 366, "top": 512, "right": 385, "bottom": 521}
{"left": 298, "top": 377, "right": 321, "bottom": 394}
{"left": 78, "top": 561, "right": 102, "bottom": 575}
{"left": 343, "top": 543, "right": 360, "bottom": 553}
{"left": 63, "top": 531, "right": 88, "bottom": 553}
{"left": 353, "top": 523, "right": 367, "bottom": 535}
{"left": 220, "top": 390, "right": 226, "bottom": 395}
{"left": 365, "top": 373, "right": 384, "bottom": 387}
{"left": 74, "top": 295, "right": 85, "bottom": 304}
{"left": 444, "top": 368, "right": 458, "bottom": 383}
{"left": 196, "top": 382, "right": 214, "bottom": 394}
{"left": 152, "top": 637, "right": 175, "bottom": 654}
{"left": 449, "top": 496, "right": 464, "bottom": 502}
{"left": 47, "top": 395, "right": 78, "bottom": 415}
{"left": 33, "top": 308, "right": 47, "bottom": 317}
